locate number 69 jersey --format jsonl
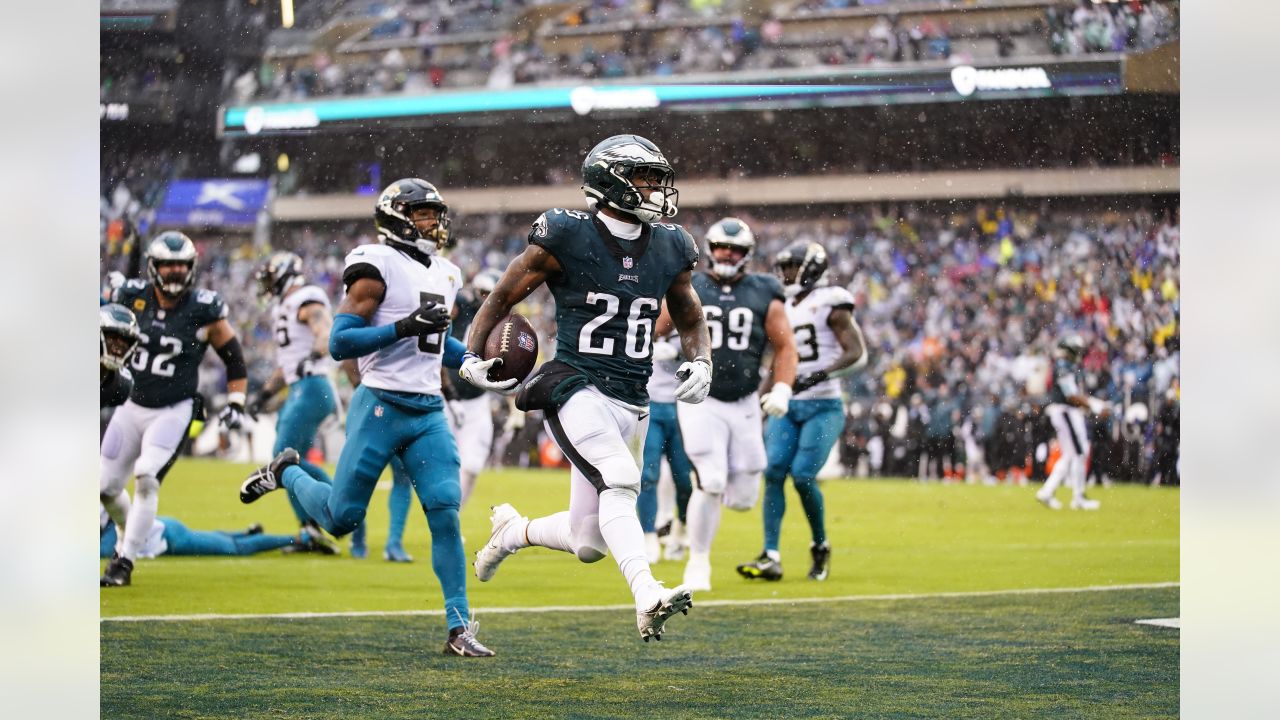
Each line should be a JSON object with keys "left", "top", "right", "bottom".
{"left": 530, "top": 208, "right": 699, "bottom": 407}
{"left": 788, "top": 286, "right": 856, "bottom": 400}
{"left": 111, "top": 279, "right": 227, "bottom": 408}
{"left": 341, "top": 243, "right": 462, "bottom": 395}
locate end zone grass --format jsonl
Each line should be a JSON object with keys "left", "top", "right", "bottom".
{"left": 100, "top": 460, "right": 1178, "bottom": 717}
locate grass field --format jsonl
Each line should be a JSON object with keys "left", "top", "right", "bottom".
{"left": 101, "top": 459, "right": 1179, "bottom": 718}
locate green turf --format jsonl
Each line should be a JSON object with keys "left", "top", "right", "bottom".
{"left": 100, "top": 460, "right": 1178, "bottom": 717}
{"left": 101, "top": 460, "right": 1178, "bottom": 618}
{"left": 101, "top": 587, "right": 1179, "bottom": 719}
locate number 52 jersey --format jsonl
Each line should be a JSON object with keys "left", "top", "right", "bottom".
{"left": 111, "top": 279, "right": 227, "bottom": 408}
{"left": 787, "top": 286, "right": 855, "bottom": 400}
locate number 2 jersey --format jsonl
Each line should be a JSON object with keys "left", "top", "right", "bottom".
{"left": 529, "top": 208, "right": 699, "bottom": 407}
{"left": 341, "top": 243, "right": 462, "bottom": 396}
{"left": 272, "top": 284, "right": 333, "bottom": 384}
{"left": 787, "top": 286, "right": 855, "bottom": 400}
{"left": 111, "top": 279, "right": 227, "bottom": 408}
{"left": 691, "top": 271, "right": 785, "bottom": 402}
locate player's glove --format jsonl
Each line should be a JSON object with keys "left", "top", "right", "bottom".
{"left": 761, "top": 382, "right": 793, "bottom": 418}
{"left": 674, "top": 357, "right": 713, "bottom": 404}
{"left": 459, "top": 352, "right": 519, "bottom": 395}
{"left": 393, "top": 299, "right": 450, "bottom": 338}
{"left": 296, "top": 351, "right": 324, "bottom": 378}
{"left": 504, "top": 408, "right": 526, "bottom": 433}
{"left": 246, "top": 389, "right": 273, "bottom": 421}
{"left": 651, "top": 339, "right": 679, "bottom": 362}
{"left": 792, "top": 370, "right": 828, "bottom": 395}
{"left": 219, "top": 400, "right": 247, "bottom": 431}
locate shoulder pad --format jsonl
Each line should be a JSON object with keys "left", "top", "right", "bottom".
{"left": 759, "top": 273, "right": 786, "bottom": 300}
{"left": 112, "top": 279, "right": 148, "bottom": 304}
{"left": 194, "top": 288, "right": 220, "bottom": 305}
{"left": 818, "top": 286, "right": 856, "bottom": 309}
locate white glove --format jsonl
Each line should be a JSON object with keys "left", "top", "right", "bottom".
{"left": 459, "top": 352, "right": 519, "bottom": 396}
{"left": 504, "top": 408, "right": 526, "bottom": 433}
{"left": 674, "top": 358, "right": 712, "bottom": 404}
{"left": 1085, "top": 397, "right": 1106, "bottom": 414}
{"left": 651, "top": 339, "right": 679, "bottom": 362}
{"left": 761, "top": 383, "right": 793, "bottom": 418}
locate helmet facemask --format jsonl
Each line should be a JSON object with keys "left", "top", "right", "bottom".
{"left": 705, "top": 218, "right": 755, "bottom": 281}
{"left": 375, "top": 179, "right": 451, "bottom": 257}
{"left": 582, "top": 135, "right": 679, "bottom": 223}
{"left": 257, "top": 252, "right": 304, "bottom": 299}
{"left": 776, "top": 242, "right": 829, "bottom": 298}
{"left": 99, "top": 304, "right": 141, "bottom": 371}
{"left": 145, "top": 231, "right": 199, "bottom": 298}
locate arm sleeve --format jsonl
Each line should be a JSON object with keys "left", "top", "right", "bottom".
{"left": 329, "top": 312, "right": 399, "bottom": 361}
{"left": 442, "top": 334, "right": 467, "bottom": 369}
{"left": 214, "top": 337, "right": 248, "bottom": 382}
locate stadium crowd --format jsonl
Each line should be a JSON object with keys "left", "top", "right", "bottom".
{"left": 228, "top": 0, "right": 1177, "bottom": 103}
{"left": 101, "top": 198, "right": 1178, "bottom": 486}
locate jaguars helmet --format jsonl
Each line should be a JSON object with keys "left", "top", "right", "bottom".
{"left": 375, "top": 178, "right": 450, "bottom": 256}
{"left": 705, "top": 217, "right": 755, "bottom": 281}
{"left": 775, "top": 241, "right": 829, "bottom": 298}
{"left": 146, "top": 231, "right": 198, "bottom": 297}
{"left": 472, "top": 268, "right": 502, "bottom": 298}
{"left": 100, "top": 303, "right": 141, "bottom": 372}
{"left": 257, "top": 251, "right": 305, "bottom": 299}
{"left": 1055, "top": 333, "right": 1087, "bottom": 362}
{"left": 581, "top": 134, "right": 678, "bottom": 223}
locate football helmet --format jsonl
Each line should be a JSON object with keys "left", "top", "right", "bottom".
{"left": 1055, "top": 333, "right": 1087, "bottom": 362}
{"left": 375, "top": 178, "right": 450, "bottom": 256}
{"left": 146, "top": 231, "right": 198, "bottom": 297}
{"left": 775, "top": 241, "right": 829, "bottom": 298}
{"left": 257, "top": 251, "right": 305, "bottom": 299}
{"left": 705, "top": 217, "right": 755, "bottom": 281}
{"left": 100, "top": 303, "right": 141, "bottom": 371}
{"left": 472, "top": 268, "right": 502, "bottom": 298}
{"left": 581, "top": 134, "right": 678, "bottom": 223}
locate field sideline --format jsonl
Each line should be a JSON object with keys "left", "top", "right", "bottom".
{"left": 101, "top": 460, "right": 1178, "bottom": 717}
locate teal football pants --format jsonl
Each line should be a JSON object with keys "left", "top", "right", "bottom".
{"left": 273, "top": 375, "right": 337, "bottom": 525}
{"left": 762, "top": 398, "right": 844, "bottom": 551}
{"left": 637, "top": 402, "right": 693, "bottom": 532}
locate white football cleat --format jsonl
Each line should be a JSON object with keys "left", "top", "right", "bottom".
{"left": 637, "top": 584, "right": 694, "bottom": 642}
{"left": 682, "top": 551, "right": 712, "bottom": 593}
{"left": 1070, "top": 497, "right": 1101, "bottom": 511}
{"left": 663, "top": 519, "right": 687, "bottom": 561}
{"left": 1036, "top": 494, "right": 1062, "bottom": 510}
{"left": 473, "top": 503, "right": 526, "bottom": 582}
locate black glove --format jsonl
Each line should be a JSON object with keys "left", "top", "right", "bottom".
{"left": 296, "top": 350, "right": 324, "bottom": 378}
{"left": 793, "top": 370, "right": 829, "bottom": 395}
{"left": 393, "top": 299, "right": 450, "bottom": 338}
{"left": 219, "top": 402, "right": 246, "bottom": 431}
{"left": 246, "top": 390, "right": 272, "bottom": 421}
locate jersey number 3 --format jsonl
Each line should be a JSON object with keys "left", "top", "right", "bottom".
{"left": 793, "top": 323, "right": 820, "bottom": 362}
{"left": 418, "top": 292, "right": 446, "bottom": 354}
{"left": 578, "top": 292, "right": 657, "bottom": 359}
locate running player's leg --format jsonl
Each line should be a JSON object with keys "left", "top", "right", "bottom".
{"left": 281, "top": 386, "right": 394, "bottom": 535}
{"left": 638, "top": 410, "right": 666, "bottom": 534}
{"left": 678, "top": 398, "right": 731, "bottom": 590}
{"left": 665, "top": 408, "right": 694, "bottom": 524}
{"left": 789, "top": 399, "right": 845, "bottom": 548}
{"left": 274, "top": 377, "right": 337, "bottom": 524}
{"left": 125, "top": 400, "right": 194, "bottom": 561}
{"left": 455, "top": 394, "right": 493, "bottom": 507}
{"left": 100, "top": 401, "right": 145, "bottom": 547}
{"left": 385, "top": 455, "right": 414, "bottom": 559}
{"left": 1038, "top": 405, "right": 1081, "bottom": 508}
{"left": 762, "top": 412, "right": 801, "bottom": 554}
{"left": 399, "top": 408, "right": 469, "bottom": 630}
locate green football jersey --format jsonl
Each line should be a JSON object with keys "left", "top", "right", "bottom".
{"left": 530, "top": 208, "right": 699, "bottom": 406}
{"left": 112, "top": 279, "right": 227, "bottom": 408}
{"left": 690, "top": 271, "right": 785, "bottom": 402}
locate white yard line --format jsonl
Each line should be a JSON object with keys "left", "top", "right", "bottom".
{"left": 1134, "top": 617, "right": 1180, "bottom": 629}
{"left": 102, "top": 581, "right": 1179, "bottom": 623}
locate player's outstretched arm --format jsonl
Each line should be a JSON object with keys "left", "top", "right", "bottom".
{"left": 328, "top": 277, "right": 447, "bottom": 360}
{"left": 663, "top": 270, "right": 713, "bottom": 403}
{"left": 459, "top": 245, "right": 559, "bottom": 394}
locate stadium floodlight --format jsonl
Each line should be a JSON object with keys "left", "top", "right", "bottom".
{"left": 281, "top": 0, "right": 293, "bottom": 29}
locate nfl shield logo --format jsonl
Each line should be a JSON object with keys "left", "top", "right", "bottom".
{"left": 622, "top": 256, "right": 634, "bottom": 269}
{"left": 518, "top": 332, "right": 535, "bottom": 352}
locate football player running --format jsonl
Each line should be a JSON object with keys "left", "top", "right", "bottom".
{"left": 239, "top": 179, "right": 495, "bottom": 656}
{"left": 656, "top": 217, "right": 798, "bottom": 593}
{"left": 463, "top": 134, "right": 712, "bottom": 642}
{"left": 100, "top": 303, "right": 141, "bottom": 409}
{"left": 444, "top": 268, "right": 504, "bottom": 507}
{"left": 101, "top": 231, "right": 250, "bottom": 587}
{"left": 246, "top": 251, "right": 341, "bottom": 554}
{"left": 1035, "top": 334, "right": 1102, "bottom": 511}
{"left": 737, "top": 241, "right": 867, "bottom": 583}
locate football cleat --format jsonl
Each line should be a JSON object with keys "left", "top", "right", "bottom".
{"left": 637, "top": 584, "right": 694, "bottom": 642}
{"left": 284, "top": 521, "right": 340, "bottom": 555}
{"left": 662, "top": 519, "right": 687, "bottom": 562}
{"left": 1070, "top": 497, "right": 1101, "bottom": 511}
{"left": 100, "top": 556, "right": 134, "bottom": 587}
{"left": 443, "top": 617, "right": 495, "bottom": 657}
{"left": 736, "top": 552, "right": 783, "bottom": 581}
{"left": 808, "top": 542, "right": 831, "bottom": 581}
{"left": 682, "top": 551, "right": 712, "bottom": 593}
{"left": 1036, "top": 494, "right": 1063, "bottom": 510}
{"left": 243, "top": 523, "right": 264, "bottom": 536}
{"left": 474, "top": 503, "right": 526, "bottom": 582}
{"left": 384, "top": 544, "right": 414, "bottom": 563}
{"left": 240, "top": 448, "right": 300, "bottom": 504}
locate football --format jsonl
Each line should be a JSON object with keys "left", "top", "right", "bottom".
{"left": 483, "top": 312, "right": 539, "bottom": 383}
